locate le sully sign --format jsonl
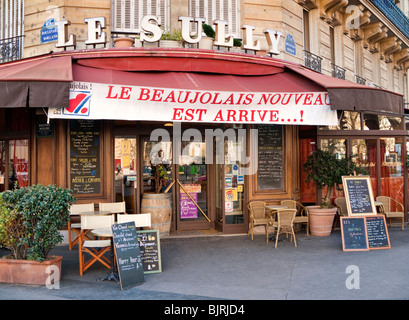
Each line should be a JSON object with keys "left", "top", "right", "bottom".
{"left": 55, "top": 16, "right": 285, "bottom": 55}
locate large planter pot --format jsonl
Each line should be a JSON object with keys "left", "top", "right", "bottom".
{"left": 199, "top": 37, "right": 213, "bottom": 49}
{"left": 307, "top": 206, "right": 337, "bottom": 237}
{"left": 141, "top": 193, "right": 172, "bottom": 237}
{"left": 113, "top": 37, "right": 135, "bottom": 48}
{"left": 159, "top": 40, "right": 183, "bottom": 48}
{"left": 0, "top": 255, "right": 62, "bottom": 285}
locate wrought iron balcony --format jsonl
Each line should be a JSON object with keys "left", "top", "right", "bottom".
{"left": 304, "top": 50, "right": 322, "bottom": 73}
{"left": 355, "top": 75, "right": 366, "bottom": 85}
{"left": 332, "top": 64, "right": 346, "bottom": 80}
{"left": 0, "top": 35, "right": 24, "bottom": 63}
{"left": 372, "top": 0, "right": 409, "bottom": 40}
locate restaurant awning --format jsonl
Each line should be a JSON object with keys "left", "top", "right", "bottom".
{"left": 0, "top": 48, "right": 403, "bottom": 115}
{"left": 0, "top": 55, "right": 72, "bottom": 108}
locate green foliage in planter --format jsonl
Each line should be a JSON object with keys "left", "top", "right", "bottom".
{"left": 161, "top": 29, "right": 183, "bottom": 41}
{"left": 303, "top": 149, "right": 366, "bottom": 207}
{"left": 0, "top": 185, "right": 76, "bottom": 261}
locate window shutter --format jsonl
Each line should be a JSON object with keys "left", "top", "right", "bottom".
{"left": 112, "top": 0, "right": 169, "bottom": 33}
{"left": 188, "top": 0, "right": 240, "bottom": 37}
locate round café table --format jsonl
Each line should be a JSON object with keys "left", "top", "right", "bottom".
{"left": 91, "top": 227, "right": 119, "bottom": 283}
{"left": 265, "top": 205, "right": 288, "bottom": 241}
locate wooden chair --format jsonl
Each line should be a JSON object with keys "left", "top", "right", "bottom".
{"left": 334, "top": 197, "right": 348, "bottom": 230}
{"left": 117, "top": 213, "right": 152, "bottom": 229}
{"left": 78, "top": 214, "right": 115, "bottom": 276}
{"left": 247, "top": 201, "right": 269, "bottom": 243}
{"left": 376, "top": 196, "right": 404, "bottom": 231}
{"left": 281, "top": 200, "right": 309, "bottom": 236}
{"left": 99, "top": 201, "right": 126, "bottom": 214}
{"left": 272, "top": 209, "right": 297, "bottom": 248}
{"left": 68, "top": 203, "right": 94, "bottom": 250}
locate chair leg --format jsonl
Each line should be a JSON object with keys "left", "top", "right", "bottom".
{"left": 292, "top": 229, "right": 297, "bottom": 248}
{"left": 265, "top": 225, "right": 269, "bottom": 243}
{"left": 275, "top": 229, "right": 279, "bottom": 248}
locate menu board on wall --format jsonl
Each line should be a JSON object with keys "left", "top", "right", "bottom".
{"left": 70, "top": 120, "right": 101, "bottom": 194}
{"left": 257, "top": 124, "right": 283, "bottom": 190}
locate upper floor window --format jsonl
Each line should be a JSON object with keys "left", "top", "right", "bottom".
{"left": 0, "top": 0, "right": 24, "bottom": 63}
{"left": 189, "top": 0, "right": 241, "bottom": 38}
{"left": 112, "top": 0, "right": 170, "bottom": 34}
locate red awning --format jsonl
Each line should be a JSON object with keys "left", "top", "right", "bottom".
{"left": 286, "top": 65, "right": 403, "bottom": 114}
{"left": 0, "top": 55, "right": 72, "bottom": 108}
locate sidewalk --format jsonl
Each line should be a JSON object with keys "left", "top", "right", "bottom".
{"left": 1, "top": 227, "right": 409, "bottom": 301}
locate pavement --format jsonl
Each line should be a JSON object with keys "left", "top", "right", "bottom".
{"left": 1, "top": 227, "right": 408, "bottom": 309}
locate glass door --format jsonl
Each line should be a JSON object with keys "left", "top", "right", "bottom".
{"left": 215, "top": 130, "right": 246, "bottom": 233}
{"left": 114, "top": 136, "right": 138, "bottom": 213}
{"left": 177, "top": 140, "right": 210, "bottom": 230}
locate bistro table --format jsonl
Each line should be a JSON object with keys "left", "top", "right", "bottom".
{"left": 265, "top": 205, "right": 288, "bottom": 241}
{"left": 91, "top": 227, "right": 119, "bottom": 283}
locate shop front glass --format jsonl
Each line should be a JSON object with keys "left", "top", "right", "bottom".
{"left": 351, "top": 139, "right": 378, "bottom": 196}
{"left": 0, "top": 139, "right": 29, "bottom": 191}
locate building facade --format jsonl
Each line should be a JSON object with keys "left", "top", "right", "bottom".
{"left": 1, "top": 0, "right": 408, "bottom": 235}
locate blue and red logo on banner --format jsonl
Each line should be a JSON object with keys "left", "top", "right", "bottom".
{"left": 63, "top": 91, "right": 92, "bottom": 116}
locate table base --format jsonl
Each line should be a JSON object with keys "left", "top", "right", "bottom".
{"left": 98, "top": 271, "right": 119, "bottom": 283}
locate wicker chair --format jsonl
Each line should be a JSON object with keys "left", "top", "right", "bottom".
{"left": 281, "top": 200, "right": 309, "bottom": 236}
{"left": 376, "top": 196, "right": 404, "bottom": 231}
{"left": 272, "top": 209, "right": 297, "bottom": 248}
{"left": 247, "top": 201, "right": 269, "bottom": 243}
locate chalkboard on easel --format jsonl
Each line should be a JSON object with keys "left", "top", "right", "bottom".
{"left": 366, "top": 215, "right": 391, "bottom": 250}
{"left": 137, "top": 230, "right": 162, "bottom": 274}
{"left": 340, "top": 217, "right": 369, "bottom": 251}
{"left": 112, "top": 222, "right": 144, "bottom": 290}
{"left": 342, "top": 176, "right": 377, "bottom": 216}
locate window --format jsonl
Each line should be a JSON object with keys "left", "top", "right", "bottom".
{"left": 112, "top": 0, "right": 170, "bottom": 34}
{"left": 189, "top": 0, "right": 241, "bottom": 37}
{"left": 0, "top": 0, "right": 24, "bottom": 62}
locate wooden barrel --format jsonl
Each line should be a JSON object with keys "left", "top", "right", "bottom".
{"left": 141, "top": 193, "right": 172, "bottom": 237}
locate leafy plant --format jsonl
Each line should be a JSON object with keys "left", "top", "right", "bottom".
{"left": 152, "top": 164, "right": 168, "bottom": 193}
{"left": 303, "top": 149, "right": 366, "bottom": 207}
{"left": 0, "top": 185, "right": 76, "bottom": 261}
{"left": 161, "top": 29, "right": 183, "bottom": 41}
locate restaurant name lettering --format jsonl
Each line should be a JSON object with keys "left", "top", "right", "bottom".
{"left": 55, "top": 16, "right": 284, "bottom": 55}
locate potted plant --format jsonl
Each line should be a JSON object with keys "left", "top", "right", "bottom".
{"left": 113, "top": 36, "right": 135, "bottom": 48}
{"left": 160, "top": 29, "right": 183, "bottom": 48}
{"left": 303, "top": 149, "right": 365, "bottom": 236}
{"left": 202, "top": 23, "right": 242, "bottom": 51}
{"left": 0, "top": 184, "right": 76, "bottom": 285}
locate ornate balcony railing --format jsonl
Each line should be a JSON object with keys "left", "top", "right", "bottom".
{"left": 355, "top": 75, "right": 366, "bottom": 85}
{"left": 372, "top": 0, "right": 409, "bottom": 40}
{"left": 0, "top": 35, "right": 24, "bottom": 63}
{"left": 304, "top": 50, "right": 322, "bottom": 73}
{"left": 332, "top": 64, "right": 346, "bottom": 80}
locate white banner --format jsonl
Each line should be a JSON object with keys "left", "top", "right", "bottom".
{"left": 48, "top": 81, "right": 338, "bottom": 125}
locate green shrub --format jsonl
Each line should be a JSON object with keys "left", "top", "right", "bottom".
{"left": 0, "top": 185, "right": 76, "bottom": 261}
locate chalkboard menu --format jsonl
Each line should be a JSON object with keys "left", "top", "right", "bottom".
{"left": 342, "top": 176, "right": 377, "bottom": 216}
{"left": 257, "top": 124, "right": 283, "bottom": 190}
{"left": 112, "top": 222, "right": 145, "bottom": 290}
{"left": 340, "top": 217, "right": 369, "bottom": 251}
{"left": 70, "top": 120, "right": 101, "bottom": 194}
{"left": 366, "top": 215, "right": 391, "bottom": 250}
{"left": 137, "top": 230, "right": 162, "bottom": 274}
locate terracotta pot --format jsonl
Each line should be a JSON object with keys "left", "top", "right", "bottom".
{"left": 113, "top": 37, "right": 135, "bottom": 48}
{"left": 307, "top": 206, "right": 337, "bottom": 237}
{"left": 0, "top": 255, "right": 62, "bottom": 285}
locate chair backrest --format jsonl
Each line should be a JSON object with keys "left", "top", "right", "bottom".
{"left": 69, "top": 203, "right": 94, "bottom": 215}
{"left": 99, "top": 201, "right": 126, "bottom": 213}
{"left": 281, "top": 200, "right": 297, "bottom": 210}
{"left": 81, "top": 214, "right": 115, "bottom": 230}
{"left": 334, "top": 197, "right": 347, "bottom": 216}
{"left": 249, "top": 201, "right": 266, "bottom": 219}
{"left": 117, "top": 213, "right": 152, "bottom": 228}
{"left": 376, "top": 196, "right": 403, "bottom": 212}
{"left": 277, "top": 209, "right": 297, "bottom": 228}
